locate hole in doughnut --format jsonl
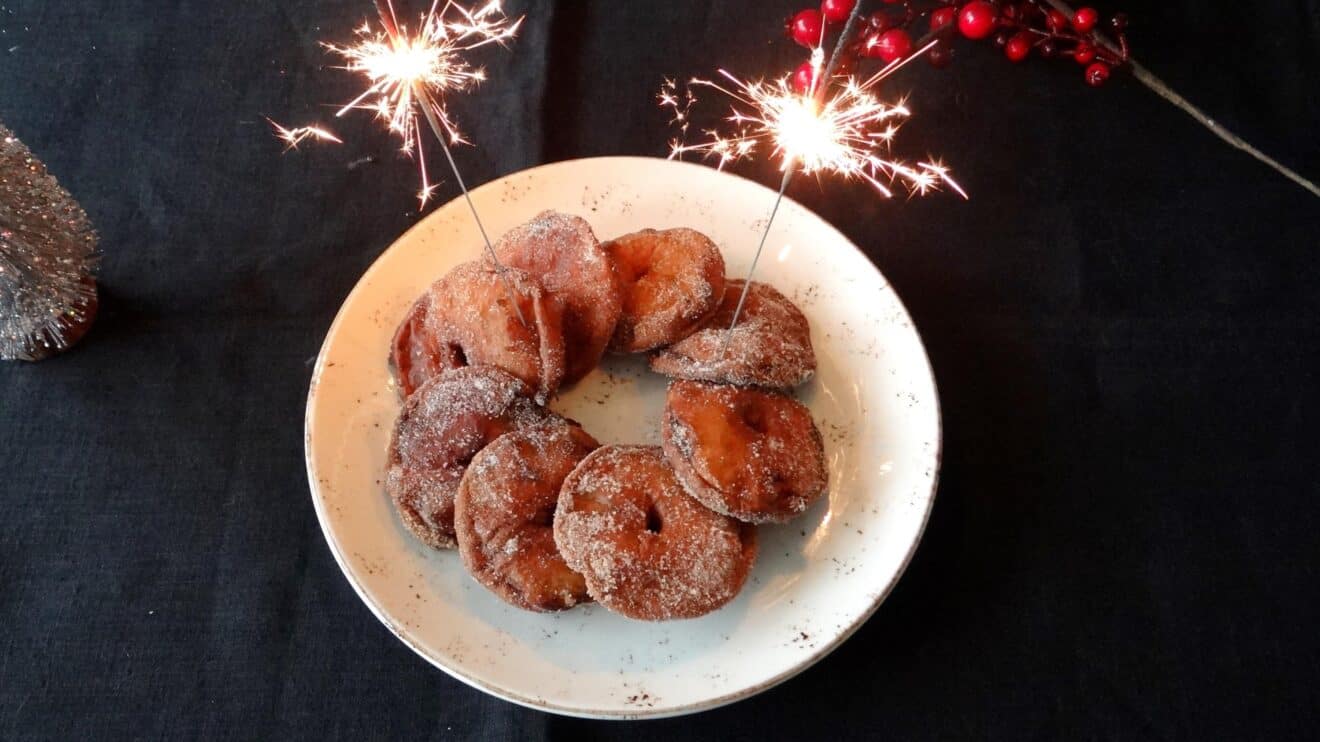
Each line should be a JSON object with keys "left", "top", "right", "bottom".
{"left": 447, "top": 343, "right": 469, "bottom": 367}
{"left": 739, "top": 404, "right": 769, "bottom": 434}
{"left": 531, "top": 506, "right": 554, "bottom": 528}
{"left": 644, "top": 504, "right": 664, "bottom": 534}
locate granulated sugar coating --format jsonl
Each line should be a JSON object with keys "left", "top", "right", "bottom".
{"left": 411, "top": 260, "right": 567, "bottom": 402}
{"left": 662, "top": 380, "right": 828, "bottom": 524}
{"left": 390, "top": 295, "right": 445, "bottom": 398}
{"left": 651, "top": 280, "right": 816, "bottom": 389}
{"left": 493, "top": 211, "right": 623, "bottom": 385}
{"left": 386, "top": 366, "right": 556, "bottom": 549}
{"left": 554, "top": 445, "right": 758, "bottom": 620}
{"left": 382, "top": 214, "right": 832, "bottom": 619}
{"left": 603, "top": 228, "right": 725, "bottom": 353}
{"left": 454, "top": 423, "right": 599, "bottom": 612}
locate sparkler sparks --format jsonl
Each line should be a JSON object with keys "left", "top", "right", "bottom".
{"left": 663, "top": 7, "right": 964, "bottom": 337}
{"left": 268, "top": 120, "right": 342, "bottom": 151}
{"left": 272, "top": 0, "right": 529, "bottom": 325}
{"left": 661, "top": 41, "right": 965, "bottom": 200}
{"left": 326, "top": 0, "right": 523, "bottom": 205}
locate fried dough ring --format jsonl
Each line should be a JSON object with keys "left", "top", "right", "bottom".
{"left": 662, "top": 380, "right": 827, "bottom": 523}
{"left": 386, "top": 366, "right": 555, "bottom": 549}
{"left": 393, "top": 261, "right": 567, "bottom": 403}
{"left": 493, "top": 211, "right": 623, "bottom": 385}
{"left": 554, "top": 445, "right": 757, "bottom": 620}
{"left": 455, "top": 423, "right": 599, "bottom": 611}
{"left": 603, "top": 228, "right": 725, "bottom": 353}
{"left": 390, "top": 295, "right": 446, "bottom": 398}
{"left": 650, "top": 280, "right": 816, "bottom": 389}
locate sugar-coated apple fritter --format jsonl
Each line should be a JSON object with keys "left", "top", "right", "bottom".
{"left": 662, "top": 380, "right": 827, "bottom": 523}
{"left": 603, "top": 228, "right": 725, "bottom": 353}
{"left": 455, "top": 422, "right": 599, "bottom": 612}
{"left": 392, "top": 261, "right": 566, "bottom": 403}
{"left": 492, "top": 211, "right": 623, "bottom": 385}
{"left": 650, "top": 280, "right": 816, "bottom": 389}
{"left": 386, "top": 366, "right": 556, "bottom": 550}
{"left": 390, "top": 295, "right": 446, "bottom": 399}
{"left": 554, "top": 445, "right": 757, "bottom": 620}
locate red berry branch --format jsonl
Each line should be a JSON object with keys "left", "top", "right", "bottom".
{"left": 786, "top": 0, "right": 1131, "bottom": 92}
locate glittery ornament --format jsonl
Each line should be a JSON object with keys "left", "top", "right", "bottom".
{"left": 0, "top": 122, "right": 99, "bottom": 361}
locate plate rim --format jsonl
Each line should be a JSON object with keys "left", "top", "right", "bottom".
{"left": 303, "top": 155, "right": 942, "bottom": 719}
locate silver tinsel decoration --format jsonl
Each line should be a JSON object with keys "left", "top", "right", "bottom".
{"left": 0, "top": 121, "right": 99, "bottom": 361}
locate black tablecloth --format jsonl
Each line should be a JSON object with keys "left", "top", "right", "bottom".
{"left": 3, "top": 1, "right": 1318, "bottom": 738}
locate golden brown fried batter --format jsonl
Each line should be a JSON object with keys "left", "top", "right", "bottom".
{"left": 554, "top": 445, "right": 757, "bottom": 620}
{"left": 651, "top": 280, "right": 816, "bottom": 389}
{"left": 493, "top": 211, "right": 623, "bottom": 385}
{"left": 603, "top": 228, "right": 725, "bottom": 353}
{"left": 394, "top": 261, "right": 566, "bottom": 403}
{"left": 662, "top": 380, "right": 827, "bottom": 523}
{"left": 455, "top": 422, "right": 599, "bottom": 611}
{"left": 386, "top": 366, "right": 555, "bottom": 549}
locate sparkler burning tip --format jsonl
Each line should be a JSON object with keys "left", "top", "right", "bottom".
{"left": 661, "top": 41, "right": 964, "bottom": 200}
{"left": 273, "top": 0, "right": 528, "bottom": 325}
{"left": 662, "top": 22, "right": 966, "bottom": 339}
{"left": 319, "top": 0, "right": 523, "bottom": 206}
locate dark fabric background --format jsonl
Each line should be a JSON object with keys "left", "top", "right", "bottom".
{"left": 2, "top": 0, "right": 1318, "bottom": 739}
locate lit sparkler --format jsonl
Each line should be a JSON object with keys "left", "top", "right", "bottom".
{"left": 327, "top": 0, "right": 522, "bottom": 206}
{"left": 274, "top": 0, "right": 527, "bottom": 323}
{"left": 662, "top": 4, "right": 964, "bottom": 332}
{"left": 662, "top": 56, "right": 964, "bottom": 199}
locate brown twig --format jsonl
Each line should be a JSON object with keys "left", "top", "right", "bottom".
{"left": 1039, "top": 0, "right": 1319, "bottom": 198}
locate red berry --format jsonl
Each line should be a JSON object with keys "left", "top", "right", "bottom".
{"left": 1004, "top": 32, "right": 1032, "bottom": 62}
{"left": 1072, "top": 7, "right": 1099, "bottom": 33}
{"left": 790, "top": 9, "right": 825, "bottom": 47}
{"left": 793, "top": 61, "right": 819, "bottom": 95}
{"left": 1110, "top": 12, "right": 1129, "bottom": 31}
{"left": 1073, "top": 43, "right": 1095, "bottom": 65}
{"left": 930, "top": 7, "right": 956, "bottom": 31}
{"left": 1046, "top": 9, "right": 1068, "bottom": 32}
{"left": 868, "top": 11, "right": 894, "bottom": 31}
{"left": 958, "top": 1, "right": 998, "bottom": 40}
{"left": 1085, "top": 61, "right": 1110, "bottom": 86}
{"left": 928, "top": 43, "right": 954, "bottom": 69}
{"left": 820, "top": 0, "right": 856, "bottom": 24}
{"left": 866, "top": 28, "right": 913, "bottom": 63}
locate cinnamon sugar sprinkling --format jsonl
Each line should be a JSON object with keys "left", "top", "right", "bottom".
{"left": 387, "top": 366, "right": 551, "bottom": 549}
{"left": 603, "top": 228, "right": 726, "bottom": 353}
{"left": 662, "top": 380, "right": 827, "bottom": 524}
{"left": 555, "top": 445, "right": 757, "bottom": 620}
{"left": 651, "top": 280, "right": 816, "bottom": 389}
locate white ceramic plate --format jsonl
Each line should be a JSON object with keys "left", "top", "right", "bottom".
{"left": 305, "top": 156, "right": 940, "bottom": 719}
